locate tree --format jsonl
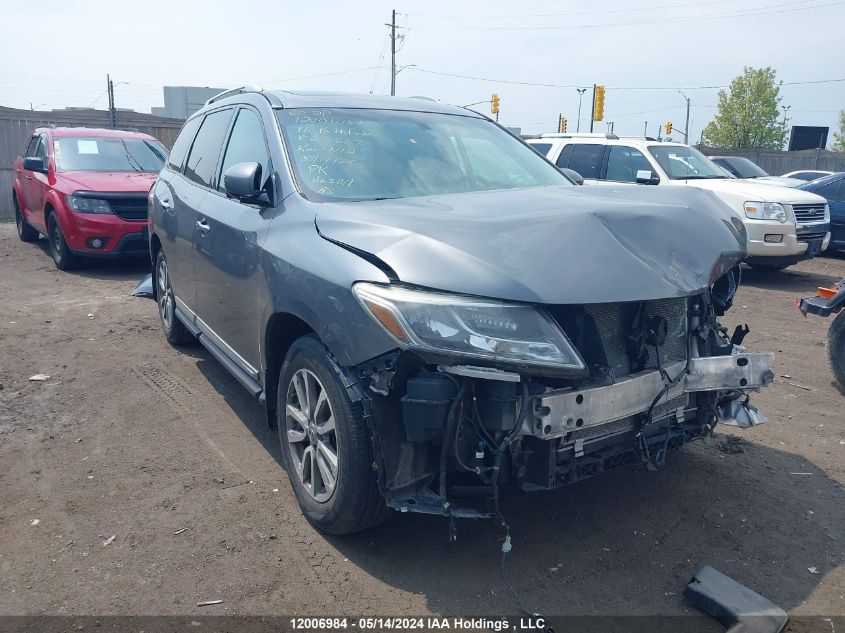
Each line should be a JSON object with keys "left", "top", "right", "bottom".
{"left": 832, "top": 111, "right": 845, "bottom": 152}
{"left": 701, "top": 67, "right": 789, "bottom": 149}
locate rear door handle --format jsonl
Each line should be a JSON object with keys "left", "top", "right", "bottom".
{"left": 196, "top": 219, "right": 211, "bottom": 234}
{"left": 160, "top": 198, "right": 172, "bottom": 211}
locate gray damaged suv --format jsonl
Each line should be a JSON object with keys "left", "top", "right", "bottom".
{"left": 142, "top": 88, "right": 774, "bottom": 534}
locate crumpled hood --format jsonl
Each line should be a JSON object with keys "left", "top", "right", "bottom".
{"left": 315, "top": 185, "right": 746, "bottom": 304}
{"left": 56, "top": 171, "right": 157, "bottom": 194}
{"left": 681, "top": 177, "right": 826, "bottom": 203}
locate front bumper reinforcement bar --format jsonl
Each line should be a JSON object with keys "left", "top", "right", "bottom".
{"left": 528, "top": 352, "right": 774, "bottom": 440}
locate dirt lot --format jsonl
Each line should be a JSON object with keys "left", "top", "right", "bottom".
{"left": 1, "top": 221, "right": 844, "bottom": 625}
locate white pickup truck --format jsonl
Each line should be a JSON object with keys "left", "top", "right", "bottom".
{"left": 527, "top": 134, "right": 831, "bottom": 271}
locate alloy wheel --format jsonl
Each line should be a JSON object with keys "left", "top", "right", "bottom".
{"left": 157, "top": 258, "right": 174, "bottom": 330}
{"left": 285, "top": 368, "right": 339, "bottom": 503}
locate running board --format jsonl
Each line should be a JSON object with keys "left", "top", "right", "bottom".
{"left": 174, "top": 307, "right": 263, "bottom": 400}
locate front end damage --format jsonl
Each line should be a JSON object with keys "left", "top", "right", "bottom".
{"left": 347, "top": 281, "right": 774, "bottom": 518}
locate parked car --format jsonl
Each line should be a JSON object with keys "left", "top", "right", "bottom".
{"left": 797, "top": 172, "right": 845, "bottom": 250}
{"left": 527, "top": 134, "right": 831, "bottom": 272}
{"left": 142, "top": 89, "right": 774, "bottom": 535}
{"left": 13, "top": 127, "right": 167, "bottom": 269}
{"left": 782, "top": 170, "right": 835, "bottom": 181}
{"left": 709, "top": 156, "right": 804, "bottom": 187}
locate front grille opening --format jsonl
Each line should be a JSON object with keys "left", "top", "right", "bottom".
{"left": 549, "top": 297, "right": 689, "bottom": 383}
{"left": 792, "top": 203, "right": 827, "bottom": 223}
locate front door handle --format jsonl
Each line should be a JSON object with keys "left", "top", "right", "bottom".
{"left": 196, "top": 219, "right": 211, "bottom": 234}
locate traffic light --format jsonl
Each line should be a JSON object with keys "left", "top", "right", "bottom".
{"left": 665, "top": 121, "right": 673, "bottom": 136}
{"left": 559, "top": 115, "right": 567, "bottom": 133}
{"left": 491, "top": 93, "right": 500, "bottom": 115}
{"left": 593, "top": 85, "right": 605, "bottom": 122}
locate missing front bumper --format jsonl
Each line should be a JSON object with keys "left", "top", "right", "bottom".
{"left": 528, "top": 352, "right": 774, "bottom": 440}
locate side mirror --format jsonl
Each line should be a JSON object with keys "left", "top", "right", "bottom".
{"left": 23, "top": 157, "right": 46, "bottom": 173}
{"left": 559, "top": 167, "right": 584, "bottom": 185}
{"left": 223, "top": 162, "right": 267, "bottom": 204}
{"left": 636, "top": 169, "right": 660, "bottom": 185}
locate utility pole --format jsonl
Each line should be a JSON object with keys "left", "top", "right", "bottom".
{"left": 107, "top": 74, "right": 116, "bottom": 129}
{"left": 677, "top": 90, "right": 691, "bottom": 144}
{"left": 589, "top": 83, "right": 596, "bottom": 133}
{"left": 576, "top": 88, "right": 586, "bottom": 132}
{"left": 389, "top": 10, "right": 396, "bottom": 97}
{"left": 643, "top": 121, "right": 648, "bottom": 137}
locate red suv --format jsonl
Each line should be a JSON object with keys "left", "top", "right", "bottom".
{"left": 13, "top": 127, "right": 167, "bottom": 269}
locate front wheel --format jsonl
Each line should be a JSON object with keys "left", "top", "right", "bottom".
{"left": 155, "top": 250, "right": 195, "bottom": 345}
{"left": 827, "top": 311, "right": 845, "bottom": 391}
{"left": 47, "top": 214, "right": 79, "bottom": 270}
{"left": 278, "top": 335, "right": 389, "bottom": 534}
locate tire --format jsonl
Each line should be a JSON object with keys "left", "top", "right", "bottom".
{"left": 47, "top": 213, "right": 79, "bottom": 270}
{"left": 749, "top": 263, "right": 789, "bottom": 272}
{"left": 827, "top": 311, "right": 845, "bottom": 391}
{"left": 154, "top": 250, "right": 195, "bottom": 346}
{"left": 278, "top": 335, "right": 390, "bottom": 534}
{"left": 14, "top": 196, "right": 39, "bottom": 243}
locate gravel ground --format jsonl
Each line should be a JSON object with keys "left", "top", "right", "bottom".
{"left": 1, "top": 221, "right": 843, "bottom": 628}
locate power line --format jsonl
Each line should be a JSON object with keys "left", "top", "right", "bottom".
{"left": 406, "top": 0, "right": 842, "bottom": 31}
{"left": 403, "top": 0, "right": 738, "bottom": 19}
{"left": 406, "top": 67, "right": 845, "bottom": 91}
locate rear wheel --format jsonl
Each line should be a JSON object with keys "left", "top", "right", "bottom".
{"left": 47, "top": 213, "right": 79, "bottom": 270}
{"left": 278, "top": 335, "right": 389, "bottom": 534}
{"left": 14, "top": 197, "right": 39, "bottom": 242}
{"left": 827, "top": 311, "right": 845, "bottom": 391}
{"left": 155, "top": 250, "right": 195, "bottom": 345}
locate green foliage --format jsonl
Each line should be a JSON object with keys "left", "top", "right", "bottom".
{"left": 832, "top": 111, "right": 845, "bottom": 152}
{"left": 702, "top": 67, "right": 789, "bottom": 149}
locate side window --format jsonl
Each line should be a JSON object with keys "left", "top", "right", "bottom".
{"left": 606, "top": 146, "right": 654, "bottom": 183}
{"left": 567, "top": 144, "right": 604, "bottom": 179}
{"left": 184, "top": 109, "right": 233, "bottom": 188}
{"left": 34, "top": 135, "right": 48, "bottom": 160}
{"left": 24, "top": 135, "right": 39, "bottom": 157}
{"left": 217, "top": 108, "right": 271, "bottom": 192}
{"left": 555, "top": 144, "right": 574, "bottom": 168}
{"left": 167, "top": 116, "right": 203, "bottom": 171}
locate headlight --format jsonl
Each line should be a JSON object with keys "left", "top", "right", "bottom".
{"left": 352, "top": 283, "right": 587, "bottom": 375}
{"left": 744, "top": 201, "right": 786, "bottom": 223}
{"left": 66, "top": 195, "right": 113, "bottom": 214}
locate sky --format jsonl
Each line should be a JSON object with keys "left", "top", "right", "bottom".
{"left": 1, "top": 0, "right": 843, "bottom": 144}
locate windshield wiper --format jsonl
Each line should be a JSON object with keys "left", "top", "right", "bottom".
{"left": 678, "top": 175, "right": 725, "bottom": 180}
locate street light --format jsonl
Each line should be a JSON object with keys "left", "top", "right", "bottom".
{"left": 30, "top": 103, "right": 47, "bottom": 111}
{"left": 576, "top": 88, "right": 587, "bottom": 132}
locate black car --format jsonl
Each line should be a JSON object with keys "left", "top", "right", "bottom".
{"left": 143, "top": 88, "right": 774, "bottom": 534}
{"left": 709, "top": 156, "right": 804, "bottom": 187}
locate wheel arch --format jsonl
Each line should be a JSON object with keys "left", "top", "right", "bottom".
{"left": 263, "top": 312, "right": 316, "bottom": 429}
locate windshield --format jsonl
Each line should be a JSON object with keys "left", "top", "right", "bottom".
{"left": 717, "top": 157, "right": 768, "bottom": 179}
{"left": 276, "top": 108, "right": 569, "bottom": 201}
{"left": 54, "top": 137, "right": 167, "bottom": 173}
{"left": 648, "top": 145, "right": 730, "bottom": 180}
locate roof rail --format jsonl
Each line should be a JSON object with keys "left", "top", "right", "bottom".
{"left": 407, "top": 95, "right": 439, "bottom": 102}
{"left": 205, "top": 85, "right": 262, "bottom": 106}
{"left": 540, "top": 132, "right": 619, "bottom": 140}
